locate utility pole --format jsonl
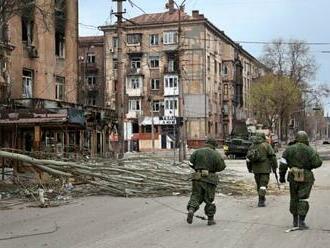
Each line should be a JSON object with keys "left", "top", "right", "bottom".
{"left": 113, "top": 0, "right": 126, "bottom": 158}
{"left": 174, "top": 0, "right": 186, "bottom": 162}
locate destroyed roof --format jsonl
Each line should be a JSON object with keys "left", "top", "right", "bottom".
{"left": 128, "top": 10, "right": 193, "bottom": 25}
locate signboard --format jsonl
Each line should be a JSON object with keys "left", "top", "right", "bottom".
{"left": 159, "top": 116, "right": 176, "bottom": 125}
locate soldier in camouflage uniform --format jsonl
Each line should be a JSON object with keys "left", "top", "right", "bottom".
{"left": 246, "top": 133, "right": 278, "bottom": 207}
{"left": 187, "top": 138, "right": 226, "bottom": 225}
{"left": 279, "top": 131, "right": 322, "bottom": 229}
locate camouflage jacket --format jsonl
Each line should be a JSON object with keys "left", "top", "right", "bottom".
{"left": 189, "top": 146, "right": 226, "bottom": 185}
{"left": 280, "top": 142, "right": 322, "bottom": 182}
{"left": 248, "top": 136, "right": 277, "bottom": 174}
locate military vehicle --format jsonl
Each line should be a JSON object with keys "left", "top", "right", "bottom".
{"left": 223, "top": 121, "right": 253, "bottom": 158}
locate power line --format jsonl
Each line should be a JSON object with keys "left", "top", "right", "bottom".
{"left": 127, "top": 0, "right": 147, "bottom": 14}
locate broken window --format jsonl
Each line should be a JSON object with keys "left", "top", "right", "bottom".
{"left": 55, "top": 32, "right": 65, "bottom": 58}
{"left": 127, "top": 33, "right": 142, "bottom": 45}
{"left": 22, "top": 69, "right": 33, "bottom": 98}
{"left": 113, "top": 59, "right": 118, "bottom": 69}
{"left": 131, "top": 57, "right": 141, "bottom": 69}
{"left": 55, "top": 0, "right": 66, "bottom": 57}
{"left": 55, "top": 76, "right": 65, "bottom": 100}
{"left": 112, "top": 37, "right": 118, "bottom": 48}
{"left": 21, "top": 0, "right": 35, "bottom": 45}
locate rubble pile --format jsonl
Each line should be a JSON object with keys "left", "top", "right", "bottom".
{"left": 0, "top": 150, "right": 258, "bottom": 199}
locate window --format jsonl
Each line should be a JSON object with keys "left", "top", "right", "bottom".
{"left": 207, "top": 56, "right": 210, "bottom": 71}
{"left": 55, "top": 76, "right": 65, "bottom": 100}
{"left": 129, "top": 99, "right": 141, "bottom": 111}
{"left": 168, "top": 59, "right": 177, "bottom": 72}
{"left": 223, "top": 64, "right": 228, "bottom": 75}
{"left": 151, "top": 79, "right": 160, "bottom": 90}
{"left": 149, "top": 56, "right": 159, "bottom": 68}
{"left": 22, "top": 69, "right": 33, "bottom": 98}
{"left": 113, "top": 59, "right": 118, "bottom": 69}
{"left": 163, "top": 31, "right": 178, "bottom": 45}
{"left": 223, "top": 103, "right": 228, "bottom": 115}
{"left": 214, "top": 60, "right": 217, "bottom": 74}
{"left": 219, "top": 62, "right": 222, "bottom": 76}
{"left": 128, "top": 77, "right": 140, "bottom": 89}
{"left": 55, "top": 32, "right": 65, "bottom": 58}
{"left": 87, "top": 75, "right": 96, "bottom": 86}
{"left": 224, "top": 84, "right": 228, "bottom": 96}
{"left": 150, "top": 34, "right": 159, "bottom": 45}
{"left": 87, "top": 96, "right": 96, "bottom": 106}
{"left": 164, "top": 75, "right": 178, "bottom": 88}
{"left": 21, "top": 17, "right": 33, "bottom": 45}
{"left": 87, "top": 53, "right": 96, "bottom": 64}
{"left": 165, "top": 99, "right": 178, "bottom": 110}
{"left": 152, "top": 100, "right": 160, "bottom": 112}
{"left": 127, "top": 33, "right": 142, "bottom": 45}
{"left": 131, "top": 57, "right": 141, "bottom": 69}
{"left": 112, "top": 37, "right": 118, "bottom": 48}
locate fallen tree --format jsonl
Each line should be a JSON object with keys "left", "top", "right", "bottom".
{"left": 0, "top": 150, "right": 256, "bottom": 197}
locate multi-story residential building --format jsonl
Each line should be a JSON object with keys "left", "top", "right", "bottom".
{"left": 7, "top": 0, "right": 78, "bottom": 103}
{"left": 101, "top": 0, "right": 265, "bottom": 151}
{"left": 78, "top": 36, "right": 105, "bottom": 107}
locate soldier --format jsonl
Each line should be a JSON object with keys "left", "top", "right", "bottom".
{"left": 279, "top": 131, "right": 322, "bottom": 229}
{"left": 246, "top": 133, "right": 278, "bottom": 207}
{"left": 187, "top": 138, "right": 226, "bottom": 225}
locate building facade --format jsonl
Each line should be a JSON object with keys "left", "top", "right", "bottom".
{"left": 101, "top": 1, "right": 264, "bottom": 151}
{"left": 78, "top": 36, "right": 105, "bottom": 107}
{"left": 6, "top": 0, "right": 78, "bottom": 103}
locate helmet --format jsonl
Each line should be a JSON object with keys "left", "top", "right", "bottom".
{"left": 295, "top": 131, "right": 309, "bottom": 145}
{"left": 206, "top": 137, "right": 218, "bottom": 148}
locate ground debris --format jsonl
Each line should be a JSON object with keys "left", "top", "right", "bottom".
{"left": 0, "top": 150, "right": 263, "bottom": 199}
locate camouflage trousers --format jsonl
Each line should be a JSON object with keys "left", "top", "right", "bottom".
{"left": 289, "top": 180, "right": 313, "bottom": 216}
{"left": 254, "top": 173, "right": 270, "bottom": 197}
{"left": 187, "top": 180, "right": 216, "bottom": 217}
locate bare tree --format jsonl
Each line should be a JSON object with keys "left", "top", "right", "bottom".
{"left": 261, "top": 39, "right": 317, "bottom": 87}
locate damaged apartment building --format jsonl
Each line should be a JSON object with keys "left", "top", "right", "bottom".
{"left": 0, "top": 0, "right": 116, "bottom": 165}
{"left": 100, "top": 0, "right": 265, "bottom": 151}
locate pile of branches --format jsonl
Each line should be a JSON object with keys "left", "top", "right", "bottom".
{"left": 0, "top": 150, "right": 254, "bottom": 197}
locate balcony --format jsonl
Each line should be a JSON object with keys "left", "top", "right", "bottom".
{"left": 86, "top": 63, "right": 99, "bottom": 72}
{"left": 164, "top": 87, "right": 179, "bottom": 96}
{"left": 127, "top": 67, "right": 143, "bottom": 76}
{"left": 126, "top": 110, "right": 143, "bottom": 119}
{"left": 126, "top": 87, "right": 143, "bottom": 97}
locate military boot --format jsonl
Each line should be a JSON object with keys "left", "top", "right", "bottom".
{"left": 207, "top": 216, "right": 216, "bottom": 226}
{"left": 298, "top": 215, "right": 309, "bottom": 230}
{"left": 258, "top": 196, "right": 266, "bottom": 207}
{"left": 293, "top": 215, "right": 298, "bottom": 227}
{"left": 187, "top": 208, "right": 194, "bottom": 224}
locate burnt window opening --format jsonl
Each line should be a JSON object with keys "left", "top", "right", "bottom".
{"left": 55, "top": 76, "right": 65, "bottom": 100}
{"left": 55, "top": 32, "right": 65, "bottom": 58}
{"left": 21, "top": 0, "right": 35, "bottom": 45}
{"left": 55, "top": 0, "right": 66, "bottom": 57}
{"left": 21, "top": 17, "right": 34, "bottom": 45}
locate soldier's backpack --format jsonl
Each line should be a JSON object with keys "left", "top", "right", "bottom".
{"left": 247, "top": 143, "right": 267, "bottom": 162}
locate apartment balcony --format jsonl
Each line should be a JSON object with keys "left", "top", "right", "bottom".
{"left": 126, "top": 110, "right": 143, "bottom": 119}
{"left": 127, "top": 67, "right": 143, "bottom": 76}
{"left": 163, "top": 65, "right": 178, "bottom": 74}
{"left": 126, "top": 44, "right": 142, "bottom": 54}
{"left": 164, "top": 109, "right": 178, "bottom": 117}
{"left": 164, "top": 87, "right": 179, "bottom": 96}
{"left": 126, "top": 87, "right": 143, "bottom": 97}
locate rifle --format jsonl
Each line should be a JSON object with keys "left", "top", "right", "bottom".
{"left": 274, "top": 171, "right": 281, "bottom": 190}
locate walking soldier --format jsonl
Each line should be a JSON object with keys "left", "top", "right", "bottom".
{"left": 187, "top": 138, "right": 226, "bottom": 225}
{"left": 279, "top": 131, "right": 322, "bottom": 229}
{"left": 246, "top": 133, "right": 278, "bottom": 207}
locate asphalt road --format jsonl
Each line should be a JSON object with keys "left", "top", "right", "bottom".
{"left": 1, "top": 146, "right": 330, "bottom": 248}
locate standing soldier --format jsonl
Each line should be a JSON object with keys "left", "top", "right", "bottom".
{"left": 279, "top": 131, "right": 322, "bottom": 229}
{"left": 187, "top": 138, "right": 226, "bottom": 226}
{"left": 246, "top": 133, "right": 278, "bottom": 207}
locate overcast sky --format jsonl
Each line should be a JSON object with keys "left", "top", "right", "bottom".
{"left": 79, "top": 0, "right": 330, "bottom": 112}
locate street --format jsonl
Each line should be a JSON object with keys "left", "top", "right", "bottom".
{"left": 1, "top": 145, "right": 330, "bottom": 248}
